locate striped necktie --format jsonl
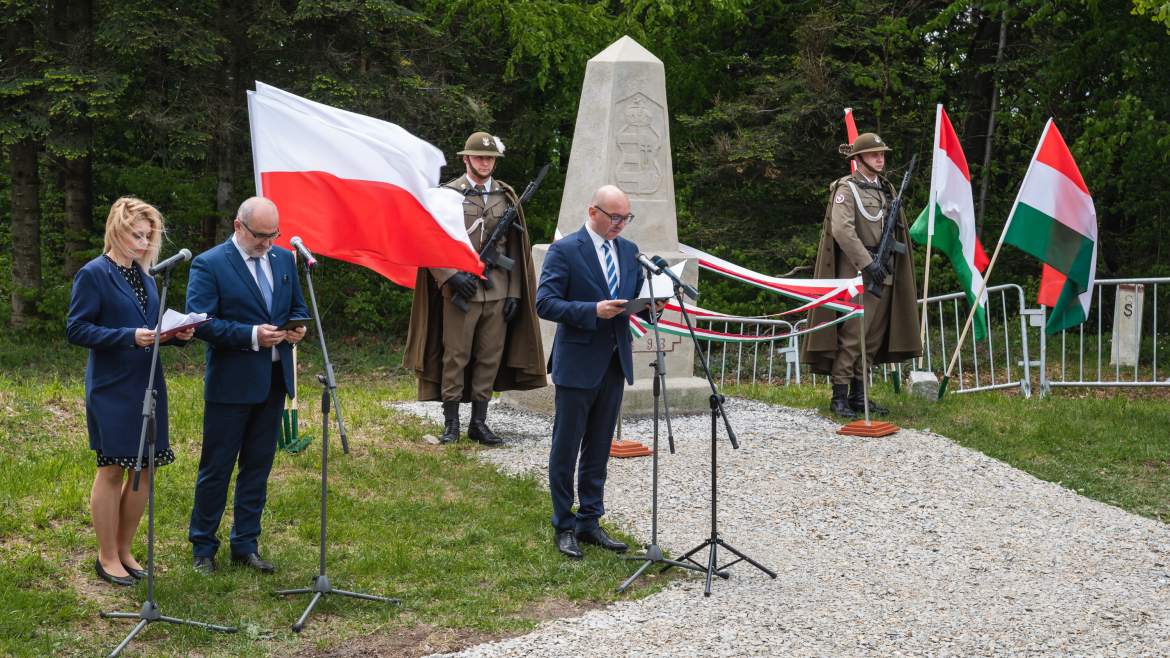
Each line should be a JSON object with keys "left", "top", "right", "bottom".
{"left": 602, "top": 241, "right": 618, "bottom": 299}
{"left": 250, "top": 256, "right": 272, "bottom": 312}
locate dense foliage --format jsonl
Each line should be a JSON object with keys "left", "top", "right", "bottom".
{"left": 2, "top": 0, "right": 1168, "bottom": 331}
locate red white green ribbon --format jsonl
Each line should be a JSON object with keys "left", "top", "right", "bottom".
{"left": 630, "top": 299, "right": 860, "bottom": 344}
{"left": 678, "top": 244, "right": 863, "bottom": 314}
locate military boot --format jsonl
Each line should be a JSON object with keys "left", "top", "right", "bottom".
{"left": 830, "top": 384, "right": 856, "bottom": 418}
{"left": 849, "top": 377, "right": 889, "bottom": 416}
{"left": 440, "top": 401, "right": 461, "bottom": 444}
{"left": 467, "top": 400, "right": 505, "bottom": 446}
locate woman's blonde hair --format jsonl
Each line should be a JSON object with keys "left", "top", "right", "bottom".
{"left": 103, "top": 197, "right": 164, "bottom": 268}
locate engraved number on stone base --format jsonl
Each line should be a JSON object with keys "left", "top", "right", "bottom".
{"left": 633, "top": 332, "right": 680, "bottom": 353}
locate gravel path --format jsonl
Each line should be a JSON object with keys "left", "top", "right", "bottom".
{"left": 395, "top": 398, "right": 1170, "bottom": 656}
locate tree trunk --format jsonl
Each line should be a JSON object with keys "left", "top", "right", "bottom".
{"left": 62, "top": 152, "right": 93, "bottom": 277}
{"left": 214, "top": 131, "right": 235, "bottom": 245}
{"left": 976, "top": 12, "right": 1008, "bottom": 235}
{"left": 10, "top": 139, "right": 44, "bottom": 326}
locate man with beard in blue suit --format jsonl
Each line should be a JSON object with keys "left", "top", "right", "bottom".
{"left": 186, "top": 196, "right": 309, "bottom": 574}
{"left": 536, "top": 184, "right": 655, "bottom": 559}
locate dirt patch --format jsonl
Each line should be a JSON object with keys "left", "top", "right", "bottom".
{"left": 299, "top": 597, "right": 607, "bottom": 657}
{"left": 297, "top": 623, "right": 497, "bottom": 657}
{"left": 516, "top": 596, "right": 605, "bottom": 622}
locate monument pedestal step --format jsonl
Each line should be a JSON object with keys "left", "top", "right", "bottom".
{"left": 609, "top": 440, "right": 652, "bottom": 458}
{"left": 837, "top": 420, "right": 900, "bottom": 437}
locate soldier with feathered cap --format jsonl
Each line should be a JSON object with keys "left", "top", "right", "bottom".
{"left": 801, "top": 132, "right": 921, "bottom": 417}
{"left": 403, "top": 132, "right": 546, "bottom": 444}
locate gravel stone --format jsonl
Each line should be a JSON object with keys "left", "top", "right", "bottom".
{"left": 394, "top": 398, "right": 1170, "bottom": 657}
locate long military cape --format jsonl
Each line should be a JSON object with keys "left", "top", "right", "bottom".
{"left": 402, "top": 180, "right": 547, "bottom": 400}
{"left": 800, "top": 176, "right": 922, "bottom": 374}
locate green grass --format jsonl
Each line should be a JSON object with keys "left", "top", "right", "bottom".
{"left": 731, "top": 380, "right": 1170, "bottom": 523}
{"left": 0, "top": 335, "right": 670, "bottom": 657}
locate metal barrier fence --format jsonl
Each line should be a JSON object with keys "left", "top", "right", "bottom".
{"left": 1038, "top": 277, "right": 1170, "bottom": 394}
{"left": 693, "top": 316, "right": 805, "bottom": 387}
{"left": 692, "top": 277, "right": 1170, "bottom": 397}
{"left": 912, "top": 283, "right": 1032, "bottom": 397}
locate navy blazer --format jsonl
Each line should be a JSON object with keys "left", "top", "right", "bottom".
{"left": 186, "top": 239, "right": 309, "bottom": 405}
{"left": 536, "top": 226, "right": 645, "bottom": 389}
{"left": 66, "top": 255, "right": 173, "bottom": 453}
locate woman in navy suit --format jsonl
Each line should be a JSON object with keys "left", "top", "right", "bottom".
{"left": 66, "top": 197, "right": 195, "bottom": 586}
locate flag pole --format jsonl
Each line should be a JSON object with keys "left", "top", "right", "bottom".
{"left": 918, "top": 203, "right": 934, "bottom": 370}
{"left": 939, "top": 118, "right": 1053, "bottom": 399}
{"left": 918, "top": 105, "right": 942, "bottom": 369}
{"left": 937, "top": 229, "right": 1010, "bottom": 399}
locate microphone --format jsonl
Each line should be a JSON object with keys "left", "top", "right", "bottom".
{"left": 289, "top": 236, "right": 318, "bottom": 268}
{"left": 651, "top": 255, "right": 699, "bottom": 301}
{"left": 148, "top": 248, "right": 191, "bottom": 276}
{"left": 635, "top": 252, "right": 662, "bottom": 274}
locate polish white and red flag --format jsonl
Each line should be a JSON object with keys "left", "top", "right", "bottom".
{"left": 246, "top": 82, "right": 481, "bottom": 287}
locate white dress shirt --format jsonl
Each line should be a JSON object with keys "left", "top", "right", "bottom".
{"left": 584, "top": 221, "right": 618, "bottom": 294}
{"left": 231, "top": 235, "right": 279, "bottom": 361}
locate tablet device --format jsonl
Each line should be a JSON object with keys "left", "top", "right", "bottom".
{"left": 280, "top": 317, "right": 312, "bottom": 331}
{"left": 620, "top": 298, "right": 658, "bottom": 316}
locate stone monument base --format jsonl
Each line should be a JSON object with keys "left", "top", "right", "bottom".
{"left": 500, "top": 375, "right": 712, "bottom": 418}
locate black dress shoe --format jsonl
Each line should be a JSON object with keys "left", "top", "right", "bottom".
{"left": 95, "top": 559, "right": 135, "bottom": 587}
{"left": 121, "top": 562, "right": 148, "bottom": 580}
{"left": 231, "top": 552, "right": 275, "bottom": 573}
{"left": 555, "top": 530, "right": 583, "bottom": 560}
{"left": 193, "top": 556, "right": 217, "bottom": 574}
{"left": 576, "top": 527, "right": 628, "bottom": 553}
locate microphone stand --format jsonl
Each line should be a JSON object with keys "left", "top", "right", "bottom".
{"left": 102, "top": 265, "right": 237, "bottom": 658}
{"left": 276, "top": 256, "right": 397, "bottom": 632}
{"left": 662, "top": 283, "right": 777, "bottom": 596}
{"left": 619, "top": 264, "right": 705, "bottom": 592}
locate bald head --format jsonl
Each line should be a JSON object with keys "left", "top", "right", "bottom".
{"left": 234, "top": 196, "right": 280, "bottom": 257}
{"left": 586, "top": 185, "right": 632, "bottom": 240}
{"left": 237, "top": 196, "right": 278, "bottom": 224}
{"left": 591, "top": 185, "right": 627, "bottom": 208}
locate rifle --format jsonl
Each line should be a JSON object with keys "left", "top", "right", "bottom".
{"left": 451, "top": 163, "right": 551, "bottom": 312}
{"left": 863, "top": 153, "right": 917, "bottom": 299}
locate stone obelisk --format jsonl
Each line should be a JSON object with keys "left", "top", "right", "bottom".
{"left": 502, "top": 35, "right": 710, "bottom": 416}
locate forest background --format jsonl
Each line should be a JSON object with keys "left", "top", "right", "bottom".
{"left": 3, "top": 0, "right": 1169, "bottom": 334}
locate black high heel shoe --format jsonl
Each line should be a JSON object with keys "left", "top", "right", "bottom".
{"left": 121, "top": 562, "right": 147, "bottom": 580}
{"left": 95, "top": 559, "right": 135, "bottom": 587}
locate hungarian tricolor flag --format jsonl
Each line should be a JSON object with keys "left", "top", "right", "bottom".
{"left": 246, "top": 82, "right": 482, "bottom": 287}
{"left": 1003, "top": 119, "right": 1098, "bottom": 334}
{"left": 910, "top": 104, "right": 991, "bottom": 339}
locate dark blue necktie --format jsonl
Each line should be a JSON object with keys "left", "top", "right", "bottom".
{"left": 250, "top": 257, "right": 272, "bottom": 312}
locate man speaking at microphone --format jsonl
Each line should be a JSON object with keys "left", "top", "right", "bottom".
{"left": 536, "top": 184, "right": 654, "bottom": 560}
{"left": 185, "top": 196, "right": 309, "bottom": 574}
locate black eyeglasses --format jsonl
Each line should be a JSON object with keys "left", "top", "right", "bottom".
{"left": 592, "top": 205, "right": 636, "bottom": 224}
{"left": 239, "top": 219, "right": 280, "bottom": 240}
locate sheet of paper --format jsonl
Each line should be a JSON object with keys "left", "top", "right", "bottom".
{"left": 159, "top": 309, "right": 208, "bottom": 333}
{"left": 638, "top": 261, "right": 686, "bottom": 300}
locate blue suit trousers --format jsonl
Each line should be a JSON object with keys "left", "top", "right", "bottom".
{"left": 189, "top": 361, "right": 286, "bottom": 558}
{"left": 548, "top": 353, "right": 625, "bottom": 533}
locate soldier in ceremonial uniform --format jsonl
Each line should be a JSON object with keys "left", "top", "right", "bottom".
{"left": 403, "top": 132, "right": 547, "bottom": 444}
{"left": 801, "top": 132, "right": 921, "bottom": 418}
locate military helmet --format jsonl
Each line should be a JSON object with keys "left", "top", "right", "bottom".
{"left": 839, "top": 132, "right": 891, "bottom": 158}
{"left": 457, "top": 131, "right": 505, "bottom": 158}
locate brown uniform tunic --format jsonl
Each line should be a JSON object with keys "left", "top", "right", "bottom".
{"left": 428, "top": 174, "right": 524, "bottom": 401}
{"left": 828, "top": 171, "right": 896, "bottom": 385}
